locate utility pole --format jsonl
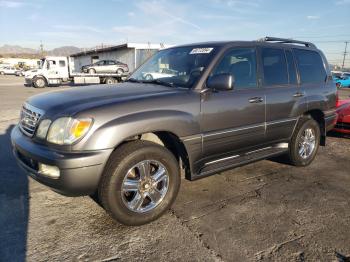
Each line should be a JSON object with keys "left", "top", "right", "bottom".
{"left": 342, "top": 41, "right": 348, "bottom": 69}
{"left": 39, "top": 40, "right": 44, "bottom": 57}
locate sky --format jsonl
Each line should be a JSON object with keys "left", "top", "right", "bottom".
{"left": 0, "top": 0, "right": 349, "bottom": 66}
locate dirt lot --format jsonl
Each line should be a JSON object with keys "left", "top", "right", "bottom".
{"left": 1, "top": 75, "right": 350, "bottom": 261}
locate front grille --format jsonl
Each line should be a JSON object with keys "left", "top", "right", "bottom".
{"left": 19, "top": 103, "right": 44, "bottom": 137}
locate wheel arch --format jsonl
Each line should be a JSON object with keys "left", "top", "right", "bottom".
{"left": 117, "top": 131, "right": 192, "bottom": 180}
{"left": 303, "top": 109, "right": 326, "bottom": 146}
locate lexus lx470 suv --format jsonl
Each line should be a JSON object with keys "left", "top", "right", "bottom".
{"left": 11, "top": 37, "right": 337, "bottom": 226}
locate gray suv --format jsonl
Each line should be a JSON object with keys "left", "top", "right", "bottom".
{"left": 11, "top": 37, "right": 337, "bottom": 226}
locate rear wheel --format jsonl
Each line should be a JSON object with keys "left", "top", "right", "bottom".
{"left": 287, "top": 117, "right": 320, "bottom": 166}
{"left": 33, "top": 77, "right": 46, "bottom": 88}
{"left": 0, "top": 71, "right": 4, "bottom": 75}
{"left": 98, "top": 141, "right": 180, "bottom": 226}
{"left": 105, "top": 77, "right": 116, "bottom": 85}
{"left": 336, "top": 82, "right": 341, "bottom": 88}
{"left": 117, "top": 68, "right": 124, "bottom": 75}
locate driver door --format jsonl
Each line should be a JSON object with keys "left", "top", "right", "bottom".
{"left": 200, "top": 47, "right": 266, "bottom": 162}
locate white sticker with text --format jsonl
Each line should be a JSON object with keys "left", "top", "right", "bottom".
{"left": 190, "top": 48, "right": 213, "bottom": 54}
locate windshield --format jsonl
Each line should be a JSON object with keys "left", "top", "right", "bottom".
{"left": 130, "top": 46, "right": 218, "bottom": 88}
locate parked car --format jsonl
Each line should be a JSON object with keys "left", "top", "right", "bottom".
{"left": 0, "top": 66, "right": 17, "bottom": 75}
{"left": 333, "top": 75, "right": 350, "bottom": 88}
{"left": 142, "top": 68, "right": 177, "bottom": 80}
{"left": 11, "top": 37, "right": 337, "bottom": 226}
{"left": 82, "top": 60, "right": 129, "bottom": 74}
{"left": 333, "top": 97, "right": 350, "bottom": 134}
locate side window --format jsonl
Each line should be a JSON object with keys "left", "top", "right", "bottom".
{"left": 293, "top": 49, "right": 326, "bottom": 84}
{"left": 48, "top": 60, "right": 56, "bottom": 68}
{"left": 285, "top": 50, "right": 297, "bottom": 84}
{"left": 261, "top": 48, "right": 288, "bottom": 86}
{"left": 210, "top": 48, "right": 257, "bottom": 89}
{"left": 59, "top": 60, "right": 66, "bottom": 67}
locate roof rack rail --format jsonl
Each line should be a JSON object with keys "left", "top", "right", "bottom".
{"left": 258, "top": 36, "right": 317, "bottom": 48}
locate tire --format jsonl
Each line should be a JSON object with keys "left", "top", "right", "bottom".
{"left": 88, "top": 68, "right": 96, "bottom": 74}
{"left": 33, "top": 77, "right": 47, "bottom": 88}
{"left": 116, "top": 68, "right": 124, "bottom": 75}
{"left": 336, "top": 82, "right": 341, "bottom": 88}
{"left": 98, "top": 140, "right": 181, "bottom": 226}
{"left": 0, "top": 71, "right": 4, "bottom": 75}
{"left": 145, "top": 74, "right": 153, "bottom": 80}
{"left": 287, "top": 117, "right": 320, "bottom": 166}
{"left": 105, "top": 77, "right": 116, "bottom": 85}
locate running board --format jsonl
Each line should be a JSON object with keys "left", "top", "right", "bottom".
{"left": 192, "top": 144, "right": 288, "bottom": 180}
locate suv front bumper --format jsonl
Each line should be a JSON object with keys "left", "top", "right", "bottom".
{"left": 11, "top": 125, "right": 113, "bottom": 196}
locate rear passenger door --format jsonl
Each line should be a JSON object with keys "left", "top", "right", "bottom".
{"left": 261, "top": 47, "right": 306, "bottom": 142}
{"left": 293, "top": 49, "right": 328, "bottom": 109}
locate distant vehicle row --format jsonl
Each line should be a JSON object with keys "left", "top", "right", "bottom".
{"left": 332, "top": 71, "right": 350, "bottom": 88}
{"left": 0, "top": 66, "right": 25, "bottom": 76}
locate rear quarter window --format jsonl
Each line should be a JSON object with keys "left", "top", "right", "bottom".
{"left": 293, "top": 49, "right": 326, "bottom": 84}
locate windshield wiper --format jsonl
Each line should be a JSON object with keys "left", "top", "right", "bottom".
{"left": 143, "top": 79, "right": 174, "bottom": 87}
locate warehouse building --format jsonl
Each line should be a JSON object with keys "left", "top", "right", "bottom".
{"left": 70, "top": 43, "right": 170, "bottom": 73}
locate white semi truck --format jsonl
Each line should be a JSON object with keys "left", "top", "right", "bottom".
{"left": 24, "top": 56, "right": 127, "bottom": 88}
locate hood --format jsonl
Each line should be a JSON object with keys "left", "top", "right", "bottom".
{"left": 25, "top": 69, "right": 41, "bottom": 77}
{"left": 26, "top": 82, "right": 182, "bottom": 117}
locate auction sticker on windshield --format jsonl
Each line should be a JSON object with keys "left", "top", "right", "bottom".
{"left": 190, "top": 48, "right": 213, "bottom": 54}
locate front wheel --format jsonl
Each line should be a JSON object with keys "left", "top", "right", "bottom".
{"left": 287, "top": 117, "right": 320, "bottom": 166}
{"left": 98, "top": 141, "right": 181, "bottom": 226}
{"left": 33, "top": 77, "right": 47, "bottom": 88}
{"left": 88, "top": 68, "right": 96, "bottom": 74}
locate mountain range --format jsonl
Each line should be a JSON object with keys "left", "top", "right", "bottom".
{"left": 0, "top": 44, "right": 81, "bottom": 56}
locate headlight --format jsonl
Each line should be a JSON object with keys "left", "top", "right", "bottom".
{"left": 47, "top": 117, "right": 93, "bottom": 145}
{"left": 36, "top": 119, "right": 52, "bottom": 139}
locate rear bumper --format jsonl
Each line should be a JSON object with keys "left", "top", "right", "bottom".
{"left": 11, "top": 125, "right": 113, "bottom": 196}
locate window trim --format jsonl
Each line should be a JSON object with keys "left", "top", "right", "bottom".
{"left": 285, "top": 49, "right": 299, "bottom": 86}
{"left": 292, "top": 48, "right": 327, "bottom": 85}
{"left": 207, "top": 46, "right": 259, "bottom": 91}
{"left": 260, "top": 46, "right": 290, "bottom": 88}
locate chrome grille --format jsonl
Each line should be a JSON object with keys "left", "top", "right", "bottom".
{"left": 19, "top": 103, "right": 44, "bottom": 137}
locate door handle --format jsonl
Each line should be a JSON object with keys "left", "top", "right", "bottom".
{"left": 293, "top": 92, "right": 305, "bottom": 98}
{"left": 249, "top": 97, "right": 264, "bottom": 103}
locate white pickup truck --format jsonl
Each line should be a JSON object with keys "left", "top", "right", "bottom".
{"left": 24, "top": 56, "right": 127, "bottom": 88}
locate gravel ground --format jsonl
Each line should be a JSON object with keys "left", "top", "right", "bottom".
{"left": 0, "top": 75, "right": 350, "bottom": 261}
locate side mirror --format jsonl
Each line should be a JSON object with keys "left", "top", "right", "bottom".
{"left": 207, "top": 73, "right": 234, "bottom": 91}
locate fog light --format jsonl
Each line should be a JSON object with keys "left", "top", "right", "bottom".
{"left": 38, "top": 163, "right": 60, "bottom": 179}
